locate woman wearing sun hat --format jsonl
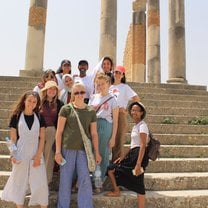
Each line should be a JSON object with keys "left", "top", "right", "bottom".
{"left": 109, "top": 65, "right": 140, "bottom": 161}
{"left": 40, "top": 81, "right": 64, "bottom": 184}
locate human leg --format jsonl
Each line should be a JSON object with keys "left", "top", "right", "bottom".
{"left": 104, "top": 169, "right": 120, "bottom": 197}
{"left": 16, "top": 205, "right": 24, "bottom": 208}
{"left": 76, "top": 150, "right": 93, "bottom": 208}
{"left": 29, "top": 160, "right": 48, "bottom": 207}
{"left": 57, "top": 149, "right": 76, "bottom": 208}
{"left": 112, "top": 112, "right": 127, "bottom": 160}
{"left": 44, "top": 127, "right": 56, "bottom": 184}
{"left": 137, "top": 194, "right": 145, "bottom": 208}
{"left": 97, "top": 119, "right": 112, "bottom": 180}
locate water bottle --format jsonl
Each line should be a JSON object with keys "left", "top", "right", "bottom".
{"left": 109, "top": 150, "right": 112, "bottom": 162}
{"left": 5, "top": 137, "right": 17, "bottom": 154}
{"left": 94, "top": 165, "right": 102, "bottom": 189}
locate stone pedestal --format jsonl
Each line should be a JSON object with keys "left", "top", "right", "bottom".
{"left": 99, "top": 0, "right": 117, "bottom": 64}
{"left": 167, "top": 0, "right": 187, "bottom": 84}
{"left": 147, "top": 0, "right": 161, "bottom": 83}
{"left": 20, "top": 0, "right": 48, "bottom": 77}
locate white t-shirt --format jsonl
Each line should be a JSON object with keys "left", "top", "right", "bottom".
{"left": 130, "top": 120, "right": 149, "bottom": 149}
{"left": 74, "top": 76, "right": 94, "bottom": 99}
{"left": 88, "top": 94, "right": 118, "bottom": 123}
{"left": 55, "top": 74, "right": 64, "bottom": 90}
{"left": 109, "top": 83, "right": 137, "bottom": 108}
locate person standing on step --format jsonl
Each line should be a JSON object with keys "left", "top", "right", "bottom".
{"left": 59, "top": 74, "right": 74, "bottom": 104}
{"left": 73, "top": 60, "right": 94, "bottom": 104}
{"left": 40, "top": 81, "right": 64, "bottom": 184}
{"left": 89, "top": 73, "right": 119, "bottom": 191}
{"left": 105, "top": 101, "right": 149, "bottom": 208}
{"left": 56, "top": 59, "right": 72, "bottom": 90}
{"left": 55, "top": 82, "right": 102, "bottom": 208}
{"left": 109, "top": 65, "right": 140, "bottom": 161}
{"left": 33, "top": 69, "right": 57, "bottom": 95}
{"left": 92, "top": 56, "right": 114, "bottom": 80}
{"left": 1, "top": 91, "right": 48, "bottom": 208}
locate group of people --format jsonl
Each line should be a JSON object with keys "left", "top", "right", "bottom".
{"left": 1, "top": 57, "right": 150, "bottom": 208}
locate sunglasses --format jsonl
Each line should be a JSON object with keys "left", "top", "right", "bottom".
{"left": 74, "top": 91, "right": 86, "bottom": 95}
{"left": 45, "top": 75, "right": 55, "bottom": 79}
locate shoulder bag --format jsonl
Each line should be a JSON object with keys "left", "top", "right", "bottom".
{"left": 70, "top": 104, "right": 96, "bottom": 172}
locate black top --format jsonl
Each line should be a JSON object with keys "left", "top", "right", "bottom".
{"left": 9, "top": 113, "right": 46, "bottom": 130}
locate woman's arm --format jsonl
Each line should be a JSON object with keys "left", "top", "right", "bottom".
{"left": 33, "top": 126, "right": 45, "bottom": 167}
{"left": 90, "top": 122, "right": 102, "bottom": 164}
{"left": 10, "top": 127, "right": 17, "bottom": 144}
{"left": 55, "top": 116, "right": 66, "bottom": 164}
{"left": 134, "top": 132, "right": 147, "bottom": 176}
{"left": 108, "top": 107, "right": 119, "bottom": 149}
{"left": 132, "top": 95, "right": 140, "bottom": 102}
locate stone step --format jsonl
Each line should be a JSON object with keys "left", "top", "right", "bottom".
{"left": 128, "top": 123, "right": 208, "bottom": 134}
{"left": 1, "top": 105, "right": 208, "bottom": 119}
{"left": 140, "top": 93, "right": 208, "bottom": 102}
{"left": 1, "top": 114, "right": 208, "bottom": 129}
{"left": 1, "top": 155, "right": 208, "bottom": 173}
{"left": 125, "top": 133, "right": 208, "bottom": 145}
{"left": 128, "top": 82, "right": 207, "bottom": 91}
{"left": 123, "top": 144, "right": 208, "bottom": 158}
{"left": 2, "top": 84, "right": 208, "bottom": 96}
{"left": 0, "top": 87, "right": 33, "bottom": 94}
{"left": 147, "top": 158, "right": 208, "bottom": 173}
{"left": 2, "top": 142, "right": 208, "bottom": 158}
{"left": 142, "top": 99, "right": 208, "bottom": 109}
{"left": 1, "top": 189, "right": 208, "bottom": 208}
{"left": 134, "top": 86, "right": 208, "bottom": 96}
{"left": 1, "top": 171, "right": 208, "bottom": 192}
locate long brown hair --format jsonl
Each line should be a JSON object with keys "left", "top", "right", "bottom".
{"left": 11, "top": 91, "right": 41, "bottom": 117}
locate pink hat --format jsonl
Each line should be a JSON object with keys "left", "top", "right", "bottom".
{"left": 114, "top": 65, "right": 125, "bottom": 74}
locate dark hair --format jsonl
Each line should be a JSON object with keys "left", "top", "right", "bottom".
{"left": 111, "top": 73, "right": 126, "bottom": 84}
{"left": 102, "top": 56, "right": 113, "bottom": 71}
{"left": 78, "top": 60, "right": 88, "bottom": 66}
{"left": 128, "top": 101, "right": 146, "bottom": 120}
{"left": 11, "top": 91, "right": 41, "bottom": 117}
{"left": 56, "top": 59, "right": 71, "bottom": 74}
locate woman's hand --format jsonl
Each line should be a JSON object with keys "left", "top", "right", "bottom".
{"left": 32, "top": 154, "right": 41, "bottom": 167}
{"left": 113, "top": 157, "right": 122, "bottom": 164}
{"left": 55, "top": 153, "right": 63, "bottom": 165}
{"left": 11, "top": 156, "right": 21, "bottom": 164}
{"left": 95, "top": 152, "right": 102, "bottom": 164}
{"left": 134, "top": 163, "right": 144, "bottom": 176}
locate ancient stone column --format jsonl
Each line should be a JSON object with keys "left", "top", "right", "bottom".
{"left": 20, "top": 0, "right": 48, "bottom": 77}
{"left": 167, "top": 0, "right": 187, "bottom": 84}
{"left": 147, "top": 0, "right": 161, "bottom": 83}
{"left": 99, "top": 0, "right": 117, "bottom": 64}
{"left": 132, "top": 0, "right": 146, "bottom": 82}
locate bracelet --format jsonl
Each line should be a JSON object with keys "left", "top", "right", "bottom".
{"left": 55, "top": 152, "right": 61, "bottom": 155}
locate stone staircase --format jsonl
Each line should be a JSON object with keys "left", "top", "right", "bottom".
{"left": 0, "top": 76, "right": 208, "bottom": 208}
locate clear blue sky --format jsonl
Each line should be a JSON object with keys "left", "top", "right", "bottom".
{"left": 0, "top": 1, "right": 208, "bottom": 86}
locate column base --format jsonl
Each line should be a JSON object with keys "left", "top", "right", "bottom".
{"left": 19, "top": 69, "right": 43, "bottom": 77}
{"left": 166, "top": 78, "right": 188, "bottom": 84}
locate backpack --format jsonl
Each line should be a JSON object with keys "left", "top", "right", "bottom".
{"left": 147, "top": 132, "right": 160, "bottom": 161}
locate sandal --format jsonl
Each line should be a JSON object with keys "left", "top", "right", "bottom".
{"left": 104, "top": 191, "right": 120, "bottom": 197}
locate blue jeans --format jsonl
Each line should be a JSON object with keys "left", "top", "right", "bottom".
{"left": 57, "top": 149, "right": 93, "bottom": 208}
{"left": 97, "top": 118, "right": 112, "bottom": 180}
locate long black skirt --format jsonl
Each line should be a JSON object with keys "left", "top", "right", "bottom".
{"left": 107, "top": 147, "right": 149, "bottom": 195}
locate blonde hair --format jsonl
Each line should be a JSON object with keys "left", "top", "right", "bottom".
{"left": 95, "top": 72, "right": 111, "bottom": 84}
{"left": 70, "top": 82, "right": 86, "bottom": 102}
